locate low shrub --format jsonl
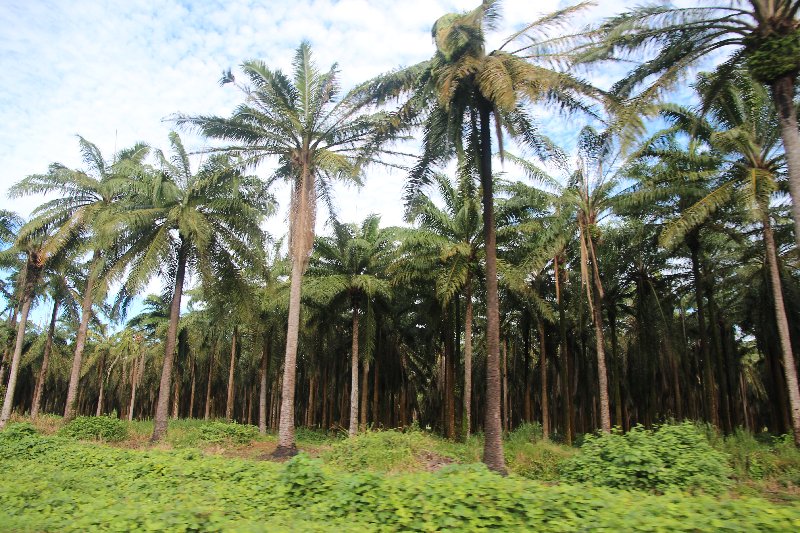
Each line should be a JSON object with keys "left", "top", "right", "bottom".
{"left": 560, "top": 422, "right": 732, "bottom": 494}
{"left": 198, "top": 420, "right": 259, "bottom": 445}
{"left": 323, "top": 429, "right": 429, "bottom": 472}
{"left": 507, "top": 440, "right": 574, "bottom": 481}
{"left": 59, "top": 415, "right": 128, "bottom": 442}
{"left": 721, "top": 430, "right": 800, "bottom": 488}
{"left": 0, "top": 422, "right": 38, "bottom": 440}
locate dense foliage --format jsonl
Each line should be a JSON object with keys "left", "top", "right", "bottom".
{"left": 561, "top": 422, "right": 732, "bottom": 494}
{"left": 59, "top": 415, "right": 129, "bottom": 443}
{"left": 1, "top": 430, "right": 799, "bottom": 532}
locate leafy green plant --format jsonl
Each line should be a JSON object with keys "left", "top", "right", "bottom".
{"left": 198, "top": 421, "right": 258, "bottom": 445}
{"left": 560, "top": 422, "right": 732, "bottom": 494}
{"left": 59, "top": 415, "right": 128, "bottom": 442}
{"left": 0, "top": 421, "right": 38, "bottom": 440}
{"left": 323, "top": 430, "right": 430, "bottom": 472}
{"left": 1, "top": 433, "right": 799, "bottom": 531}
{"left": 721, "top": 430, "right": 800, "bottom": 488}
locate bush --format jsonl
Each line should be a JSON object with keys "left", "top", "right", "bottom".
{"left": 198, "top": 420, "right": 258, "bottom": 445}
{"left": 507, "top": 440, "right": 574, "bottom": 481}
{"left": 59, "top": 415, "right": 128, "bottom": 442}
{"left": 1, "top": 422, "right": 38, "bottom": 440}
{"left": 560, "top": 422, "right": 732, "bottom": 494}
{"left": 323, "top": 430, "right": 429, "bottom": 472}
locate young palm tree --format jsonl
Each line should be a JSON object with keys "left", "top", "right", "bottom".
{"left": 305, "top": 215, "right": 394, "bottom": 437}
{"left": 586, "top": 1, "right": 800, "bottom": 250}
{"left": 403, "top": 172, "right": 482, "bottom": 438}
{"left": 359, "top": 0, "right": 598, "bottom": 472}
{"left": 176, "top": 42, "right": 396, "bottom": 455}
{"left": 8, "top": 137, "right": 149, "bottom": 421}
{"left": 656, "top": 70, "right": 800, "bottom": 444}
{"left": 116, "top": 132, "right": 271, "bottom": 441}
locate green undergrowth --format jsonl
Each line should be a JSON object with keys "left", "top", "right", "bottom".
{"left": 561, "top": 422, "right": 732, "bottom": 494}
{"left": 59, "top": 415, "right": 129, "bottom": 442}
{"left": 1, "top": 430, "right": 798, "bottom": 532}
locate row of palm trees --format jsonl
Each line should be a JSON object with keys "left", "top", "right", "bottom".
{"left": 1, "top": 1, "right": 799, "bottom": 474}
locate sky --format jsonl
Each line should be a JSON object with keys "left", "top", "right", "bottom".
{"left": 0, "top": 0, "right": 698, "bottom": 326}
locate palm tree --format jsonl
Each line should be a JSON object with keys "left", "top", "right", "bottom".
{"left": 9, "top": 137, "right": 149, "bottom": 421}
{"left": 176, "top": 42, "right": 396, "bottom": 455}
{"left": 513, "top": 127, "right": 625, "bottom": 433}
{"left": 116, "top": 132, "right": 271, "bottom": 441}
{"left": 359, "top": 0, "right": 598, "bottom": 473}
{"left": 655, "top": 70, "right": 800, "bottom": 444}
{"left": 0, "top": 210, "right": 22, "bottom": 388}
{"left": 305, "top": 215, "right": 394, "bottom": 436}
{"left": 403, "top": 172, "right": 482, "bottom": 438}
{"left": 0, "top": 235, "right": 50, "bottom": 428}
{"left": 586, "top": 1, "right": 800, "bottom": 250}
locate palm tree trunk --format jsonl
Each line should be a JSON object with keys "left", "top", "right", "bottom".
{"left": 189, "top": 352, "right": 196, "bottom": 419}
{"left": 64, "top": 251, "right": 101, "bottom": 422}
{"left": 686, "top": 230, "right": 718, "bottom": 427}
{"left": 0, "top": 258, "right": 39, "bottom": 429}
{"left": 259, "top": 331, "right": 269, "bottom": 434}
{"left": 32, "top": 299, "right": 59, "bottom": 419}
{"left": 555, "top": 255, "right": 573, "bottom": 445}
{"left": 583, "top": 229, "right": 611, "bottom": 433}
{"left": 349, "top": 304, "right": 360, "bottom": 437}
{"left": 762, "top": 212, "right": 800, "bottom": 446}
{"left": 360, "top": 359, "right": 369, "bottom": 431}
{"left": 205, "top": 343, "right": 215, "bottom": 420}
{"left": 226, "top": 326, "right": 237, "bottom": 421}
{"left": 151, "top": 240, "right": 188, "bottom": 441}
{"left": 128, "top": 349, "right": 139, "bottom": 422}
{"left": 463, "top": 277, "right": 473, "bottom": 438}
{"left": 771, "top": 74, "right": 800, "bottom": 252}
{"left": 538, "top": 320, "right": 550, "bottom": 440}
{"left": 95, "top": 353, "right": 105, "bottom": 416}
{"left": 478, "top": 99, "right": 506, "bottom": 474}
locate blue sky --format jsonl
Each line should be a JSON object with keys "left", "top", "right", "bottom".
{"left": 0, "top": 0, "right": 701, "bottom": 327}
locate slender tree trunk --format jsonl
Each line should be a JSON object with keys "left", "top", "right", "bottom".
{"left": 463, "top": 277, "right": 473, "bottom": 438}
{"left": 64, "top": 251, "right": 101, "bottom": 422}
{"left": 349, "top": 304, "right": 360, "bottom": 437}
{"left": 686, "top": 231, "right": 718, "bottom": 427}
{"left": 372, "top": 353, "right": 379, "bottom": 426}
{"left": 502, "top": 340, "right": 509, "bottom": 432}
{"left": 96, "top": 353, "right": 106, "bottom": 416}
{"left": 771, "top": 74, "right": 800, "bottom": 251}
{"left": 0, "top": 257, "right": 39, "bottom": 429}
{"left": 205, "top": 343, "right": 215, "bottom": 420}
{"left": 189, "top": 352, "right": 196, "bottom": 419}
{"left": 32, "top": 299, "right": 59, "bottom": 419}
{"left": 151, "top": 240, "right": 188, "bottom": 441}
{"left": 360, "top": 359, "right": 369, "bottom": 431}
{"left": 172, "top": 366, "right": 181, "bottom": 420}
{"left": 0, "top": 307, "right": 19, "bottom": 390}
{"left": 478, "top": 99, "right": 506, "bottom": 474}
{"left": 259, "top": 331, "right": 269, "bottom": 434}
{"left": 583, "top": 229, "right": 611, "bottom": 433}
{"left": 128, "top": 348, "right": 140, "bottom": 422}
{"left": 226, "top": 326, "right": 237, "bottom": 421}
{"left": 762, "top": 212, "right": 800, "bottom": 446}
{"left": 555, "top": 255, "right": 573, "bottom": 445}
{"left": 275, "top": 165, "right": 315, "bottom": 455}
{"left": 538, "top": 320, "right": 550, "bottom": 440}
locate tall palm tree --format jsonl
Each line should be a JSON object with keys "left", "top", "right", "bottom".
{"left": 359, "top": 0, "right": 598, "bottom": 473}
{"left": 9, "top": 137, "right": 149, "bottom": 421}
{"left": 305, "top": 215, "right": 394, "bottom": 436}
{"left": 0, "top": 210, "right": 22, "bottom": 388}
{"left": 655, "top": 70, "right": 800, "bottom": 444}
{"left": 116, "top": 132, "right": 271, "bottom": 441}
{"left": 586, "top": 1, "right": 800, "bottom": 250}
{"left": 403, "top": 172, "right": 482, "bottom": 438}
{"left": 176, "top": 42, "right": 396, "bottom": 455}
{"left": 513, "top": 127, "right": 624, "bottom": 433}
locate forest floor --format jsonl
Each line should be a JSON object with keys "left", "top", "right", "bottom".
{"left": 1, "top": 415, "right": 800, "bottom": 531}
